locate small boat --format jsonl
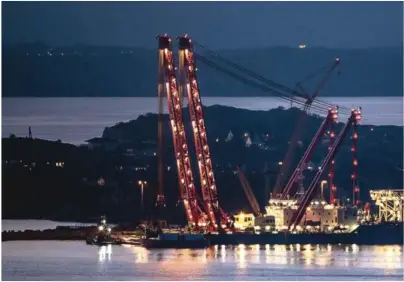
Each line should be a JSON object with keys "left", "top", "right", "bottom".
{"left": 141, "top": 233, "right": 210, "bottom": 249}
{"left": 86, "top": 215, "right": 120, "bottom": 246}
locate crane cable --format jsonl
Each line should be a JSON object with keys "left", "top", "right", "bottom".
{"left": 194, "top": 53, "right": 336, "bottom": 116}
{"left": 193, "top": 41, "right": 351, "bottom": 114}
{"left": 194, "top": 40, "right": 349, "bottom": 113}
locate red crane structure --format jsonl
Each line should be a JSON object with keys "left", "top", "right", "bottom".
{"left": 186, "top": 42, "right": 355, "bottom": 208}
{"left": 157, "top": 34, "right": 201, "bottom": 227}
{"left": 158, "top": 39, "right": 360, "bottom": 230}
{"left": 157, "top": 34, "right": 233, "bottom": 232}
{"left": 272, "top": 58, "right": 341, "bottom": 198}
{"left": 156, "top": 48, "right": 165, "bottom": 207}
{"left": 352, "top": 111, "right": 360, "bottom": 206}
{"left": 236, "top": 166, "right": 262, "bottom": 216}
{"left": 328, "top": 116, "right": 337, "bottom": 205}
{"left": 288, "top": 109, "right": 362, "bottom": 230}
{"left": 177, "top": 34, "right": 229, "bottom": 229}
{"left": 280, "top": 108, "right": 339, "bottom": 200}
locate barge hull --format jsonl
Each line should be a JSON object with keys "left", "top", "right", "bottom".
{"left": 211, "top": 223, "right": 403, "bottom": 246}
{"left": 141, "top": 239, "right": 209, "bottom": 249}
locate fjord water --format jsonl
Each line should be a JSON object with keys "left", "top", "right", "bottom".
{"left": 2, "top": 240, "right": 403, "bottom": 281}
{"left": 2, "top": 97, "right": 403, "bottom": 144}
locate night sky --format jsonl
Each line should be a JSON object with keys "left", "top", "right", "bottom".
{"left": 2, "top": 1, "right": 403, "bottom": 49}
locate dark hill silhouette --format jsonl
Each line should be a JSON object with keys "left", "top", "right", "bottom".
{"left": 2, "top": 106, "right": 403, "bottom": 222}
{"left": 2, "top": 42, "right": 402, "bottom": 97}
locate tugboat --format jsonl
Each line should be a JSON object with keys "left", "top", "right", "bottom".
{"left": 86, "top": 216, "right": 119, "bottom": 245}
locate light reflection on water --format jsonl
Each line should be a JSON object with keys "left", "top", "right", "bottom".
{"left": 98, "top": 245, "right": 112, "bottom": 262}
{"left": 2, "top": 241, "right": 403, "bottom": 280}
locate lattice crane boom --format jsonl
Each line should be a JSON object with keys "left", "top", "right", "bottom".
{"left": 352, "top": 117, "right": 360, "bottom": 206}
{"left": 236, "top": 166, "right": 261, "bottom": 216}
{"left": 272, "top": 112, "right": 308, "bottom": 197}
{"left": 157, "top": 35, "right": 200, "bottom": 227}
{"left": 288, "top": 109, "right": 362, "bottom": 230}
{"left": 272, "top": 59, "right": 341, "bottom": 197}
{"left": 157, "top": 48, "right": 165, "bottom": 207}
{"left": 328, "top": 118, "right": 337, "bottom": 205}
{"left": 178, "top": 35, "right": 225, "bottom": 230}
{"left": 280, "top": 108, "right": 338, "bottom": 199}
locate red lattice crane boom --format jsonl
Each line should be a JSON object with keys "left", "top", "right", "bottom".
{"left": 328, "top": 118, "right": 337, "bottom": 205}
{"left": 280, "top": 108, "right": 339, "bottom": 199}
{"left": 288, "top": 109, "right": 362, "bottom": 230}
{"left": 236, "top": 166, "right": 261, "bottom": 216}
{"left": 178, "top": 35, "right": 225, "bottom": 230}
{"left": 157, "top": 35, "right": 200, "bottom": 227}
{"left": 352, "top": 114, "right": 360, "bottom": 206}
{"left": 157, "top": 45, "right": 165, "bottom": 207}
{"left": 272, "top": 58, "right": 341, "bottom": 198}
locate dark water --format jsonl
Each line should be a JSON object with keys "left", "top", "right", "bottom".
{"left": 2, "top": 97, "right": 403, "bottom": 144}
{"left": 2, "top": 241, "right": 403, "bottom": 280}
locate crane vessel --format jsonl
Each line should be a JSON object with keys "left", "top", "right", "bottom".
{"left": 145, "top": 34, "right": 403, "bottom": 248}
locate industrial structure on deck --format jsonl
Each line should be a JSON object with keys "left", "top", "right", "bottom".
{"left": 370, "top": 189, "right": 404, "bottom": 222}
